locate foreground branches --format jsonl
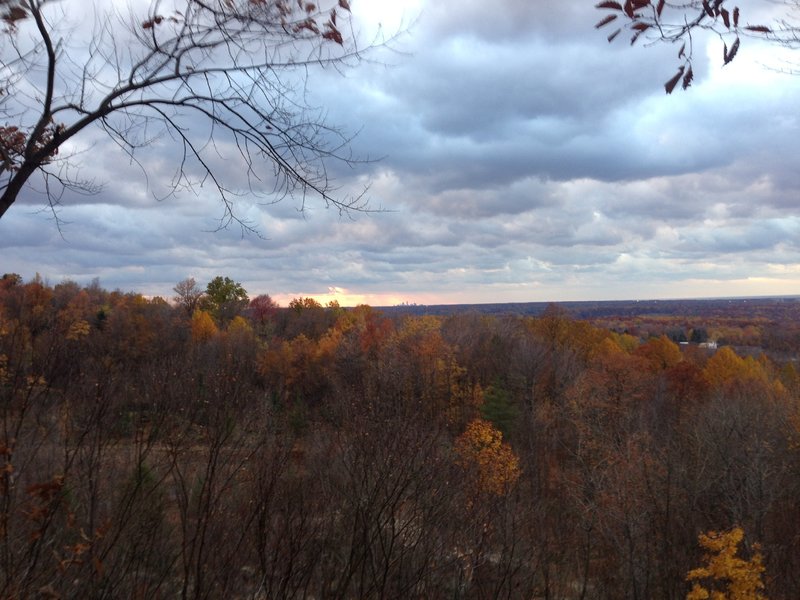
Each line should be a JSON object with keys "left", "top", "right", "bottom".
{"left": 595, "top": 0, "right": 800, "bottom": 93}
{"left": 0, "top": 0, "right": 372, "bottom": 230}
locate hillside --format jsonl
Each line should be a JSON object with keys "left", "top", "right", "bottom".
{"left": 0, "top": 275, "right": 798, "bottom": 598}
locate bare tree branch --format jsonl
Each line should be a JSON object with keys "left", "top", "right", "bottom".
{"left": 0, "top": 0, "right": 383, "bottom": 231}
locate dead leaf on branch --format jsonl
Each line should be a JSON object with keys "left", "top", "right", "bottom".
{"left": 664, "top": 66, "right": 685, "bottom": 94}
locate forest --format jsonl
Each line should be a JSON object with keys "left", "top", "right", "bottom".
{"left": 0, "top": 273, "right": 798, "bottom": 599}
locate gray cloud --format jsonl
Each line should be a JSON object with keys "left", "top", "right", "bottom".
{"left": 2, "top": 0, "right": 800, "bottom": 304}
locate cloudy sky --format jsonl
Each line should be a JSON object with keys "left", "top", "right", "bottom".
{"left": 2, "top": 0, "right": 799, "bottom": 306}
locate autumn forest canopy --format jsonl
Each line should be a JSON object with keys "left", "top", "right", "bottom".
{"left": 2, "top": 0, "right": 800, "bottom": 598}
{"left": 1, "top": 273, "right": 799, "bottom": 598}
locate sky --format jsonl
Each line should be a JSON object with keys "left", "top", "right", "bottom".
{"left": 2, "top": 0, "right": 800, "bottom": 307}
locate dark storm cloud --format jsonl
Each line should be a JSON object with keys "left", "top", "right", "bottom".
{"left": 317, "top": 39, "right": 719, "bottom": 200}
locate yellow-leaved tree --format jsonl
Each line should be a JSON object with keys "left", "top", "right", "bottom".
{"left": 191, "top": 310, "right": 218, "bottom": 343}
{"left": 686, "top": 527, "right": 767, "bottom": 600}
{"left": 454, "top": 418, "right": 520, "bottom": 497}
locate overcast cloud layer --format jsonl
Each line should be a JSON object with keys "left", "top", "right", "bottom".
{"left": 2, "top": 0, "right": 800, "bottom": 306}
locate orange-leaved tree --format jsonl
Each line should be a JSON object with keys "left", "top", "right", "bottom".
{"left": 703, "top": 346, "right": 773, "bottom": 391}
{"left": 636, "top": 334, "right": 683, "bottom": 371}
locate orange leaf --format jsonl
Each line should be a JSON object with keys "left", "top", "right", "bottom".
{"left": 92, "top": 555, "right": 104, "bottom": 577}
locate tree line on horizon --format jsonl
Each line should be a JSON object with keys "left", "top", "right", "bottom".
{"left": 0, "top": 273, "right": 798, "bottom": 598}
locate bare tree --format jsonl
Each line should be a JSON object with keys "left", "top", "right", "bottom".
{"left": 0, "top": 0, "right": 375, "bottom": 229}
{"left": 595, "top": 0, "right": 800, "bottom": 93}
{"left": 173, "top": 277, "right": 204, "bottom": 317}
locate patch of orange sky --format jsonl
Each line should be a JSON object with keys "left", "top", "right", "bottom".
{"left": 268, "top": 275, "right": 800, "bottom": 308}
{"left": 271, "top": 287, "right": 445, "bottom": 308}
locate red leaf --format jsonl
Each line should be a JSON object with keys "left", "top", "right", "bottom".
{"left": 624, "top": 0, "right": 635, "bottom": 18}
{"left": 595, "top": 1, "right": 624, "bottom": 9}
{"left": 3, "top": 6, "right": 27, "bottom": 26}
{"left": 724, "top": 36, "right": 740, "bottom": 64}
{"left": 595, "top": 14, "right": 618, "bottom": 28}
{"left": 744, "top": 25, "right": 772, "bottom": 33}
{"left": 322, "top": 25, "right": 343, "bottom": 44}
{"left": 733, "top": 6, "right": 739, "bottom": 27}
{"left": 141, "top": 15, "right": 164, "bottom": 29}
{"left": 338, "top": 0, "right": 350, "bottom": 10}
{"left": 664, "top": 67, "right": 685, "bottom": 94}
{"left": 607, "top": 28, "right": 622, "bottom": 42}
{"left": 702, "top": 1, "right": 714, "bottom": 17}
{"left": 682, "top": 66, "right": 694, "bottom": 90}
{"left": 721, "top": 8, "right": 730, "bottom": 28}
{"left": 631, "top": 21, "right": 650, "bottom": 31}
{"left": 678, "top": 42, "right": 685, "bottom": 59}
{"left": 656, "top": 0, "right": 665, "bottom": 17}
